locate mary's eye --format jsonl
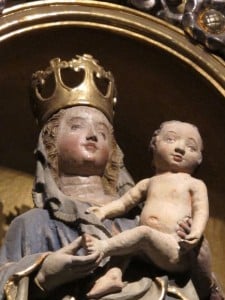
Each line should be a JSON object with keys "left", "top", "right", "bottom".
{"left": 97, "top": 131, "right": 106, "bottom": 140}
{"left": 71, "top": 124, "right": 81, "bottom": 130}
{"left": 96, "top": 124, "right": 109, "bottom": 140}
{"left": 101, "top": 132, "right": 106, "bottom": 139}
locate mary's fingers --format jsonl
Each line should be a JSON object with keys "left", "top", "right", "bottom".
{"left": 62, "top": 261, "right": 99, "bottom": 282}
{"left": 184, "top": 216, "right": 192, "bottom": 226}
{"left": 176, "top": 229, "right": 186, "bottom": 239}
{"left": 70, "top": 251, "right": 101, "bottom": 266}
{"left": 58, "top": 237, "right": 83, "bottom": 254}
{"left": 177, "top": 219, "right": 191, "bottom": 235}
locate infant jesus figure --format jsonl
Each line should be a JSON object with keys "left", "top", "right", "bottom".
{"left": 85, "top": 120, "right": 210, "bottom": 298}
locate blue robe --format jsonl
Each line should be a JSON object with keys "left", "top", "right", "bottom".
{"left": 0, "top": 205, "right": 200, "bottom": 300}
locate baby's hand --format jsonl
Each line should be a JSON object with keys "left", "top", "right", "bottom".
{"left": 179, "top": 233, "right": 200, "bottom": 252}
{"left": 185, "top": 232, "right": 201, "bottom": 244}
{"left": 86, "top": 206, "right": 106, "bottom": 220}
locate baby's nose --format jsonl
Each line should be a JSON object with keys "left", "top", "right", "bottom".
{"left": 174, "top": 139, "right": 186, "bottom": 154}
{"left": 175, "top": 146, "right": 185, "bottom": 155}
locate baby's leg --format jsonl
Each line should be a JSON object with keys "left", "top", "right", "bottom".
{"left": 87, "top": 266, "right": 124, "bottom": 299}
{"left": 85, "top": 228, "right": 143, "bottom": 257}
{"left": 85, "top": 226, "right": 187, "bottom": 272}
{"left": 189, "top": 237, "right": 217, "bottom": 299}
{"left": 86, "top": 255, "right": 129, "bottom": 299}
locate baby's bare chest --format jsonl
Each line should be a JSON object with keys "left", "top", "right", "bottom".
{"left": 147, "top": 175, "right": 191, "bottom": 202}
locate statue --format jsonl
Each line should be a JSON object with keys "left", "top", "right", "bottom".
{"left": 85, "top": 120, "right": 211, "bottom": 298}
{"left": 0, "top": 54, "right": 223, "bottom": 300}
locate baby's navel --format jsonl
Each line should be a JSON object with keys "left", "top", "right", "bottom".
{"left": 141, "top": 215, "right": 159, "bottom": 227}
{"left": 140, "top": 215, "right": 171, "bottom": 233}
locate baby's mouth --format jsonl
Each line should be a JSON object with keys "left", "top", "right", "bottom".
{"left": 172, "top": 154, "right": 183, "bottom": 162}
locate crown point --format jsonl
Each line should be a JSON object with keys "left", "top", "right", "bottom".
{"left": 30, "top": 54, "right": 117, "bottom": 126}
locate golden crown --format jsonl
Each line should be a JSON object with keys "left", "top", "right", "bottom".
{"left": 30, "top": 54, "right": 117, "bottom": 125}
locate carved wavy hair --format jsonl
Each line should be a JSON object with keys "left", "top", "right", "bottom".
{"left": 41, "top": 108, "right": 124, "bottom": 196}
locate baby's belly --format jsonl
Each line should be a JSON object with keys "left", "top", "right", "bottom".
{"left": 140, "top": 204, "right": 191, "bottom": 234}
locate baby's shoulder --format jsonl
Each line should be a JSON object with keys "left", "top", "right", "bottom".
{"left": 137, "top": 178, "right": 151, "bottom": 187}
{"left": 188, "top": 176, "right": 207, "bottom": 190}
{"left": 135, "top": 178, "right": 151, "bottom": 192}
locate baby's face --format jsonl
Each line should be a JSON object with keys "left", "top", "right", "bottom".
{"left": 153, "top": 121, "right": 202, "bottom": 174}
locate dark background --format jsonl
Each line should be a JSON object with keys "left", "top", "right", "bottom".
{"left": 0, "top": 26, "right": 224, "bottom": 218}
{"left": 0, "top": 24, "right": 224, "bottom": 287}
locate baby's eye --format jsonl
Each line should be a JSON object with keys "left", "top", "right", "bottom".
{"left": 165, "top": 137, "right": 176, "bottom": 143}
{"left": 187, "top": 145, "right": 197, "bottom": 152}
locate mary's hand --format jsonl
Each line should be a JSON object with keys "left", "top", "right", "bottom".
{"left": 34, "top": 236, "right": 101, "bottom": 292}
{"left": 176, "top": 216, "right": 192, "bottom": 240}
{"left": 177, "top": 216, "right": 195, "bottom": 252}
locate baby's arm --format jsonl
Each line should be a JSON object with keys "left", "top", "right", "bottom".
{"left": 185, "top": 179, "right": 209, "bottom": 245}
{"left": 87, "top": 178, "right": 150, "bottom": 220}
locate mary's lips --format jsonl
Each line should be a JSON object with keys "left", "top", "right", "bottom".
{"left": 83, "top": 142, "right": 97, "bottom": 151}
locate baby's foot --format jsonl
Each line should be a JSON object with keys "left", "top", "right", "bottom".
{"left": 83, "top": 233, "right": 106, "bottom": 256}
{"left": 87, "top": 268, "right": 124, "bottom": 299}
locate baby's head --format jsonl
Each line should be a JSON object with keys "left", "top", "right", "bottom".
{"left": 150, "top": 120, "right": 203, "bottom": 174}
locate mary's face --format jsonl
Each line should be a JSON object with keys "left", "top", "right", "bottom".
{"left": 56, "top": 106, "right": 113, "bottom": 176}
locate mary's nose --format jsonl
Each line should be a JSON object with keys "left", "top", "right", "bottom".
{"left": 86, "top": 126, "right": 98, "bottom": 142}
